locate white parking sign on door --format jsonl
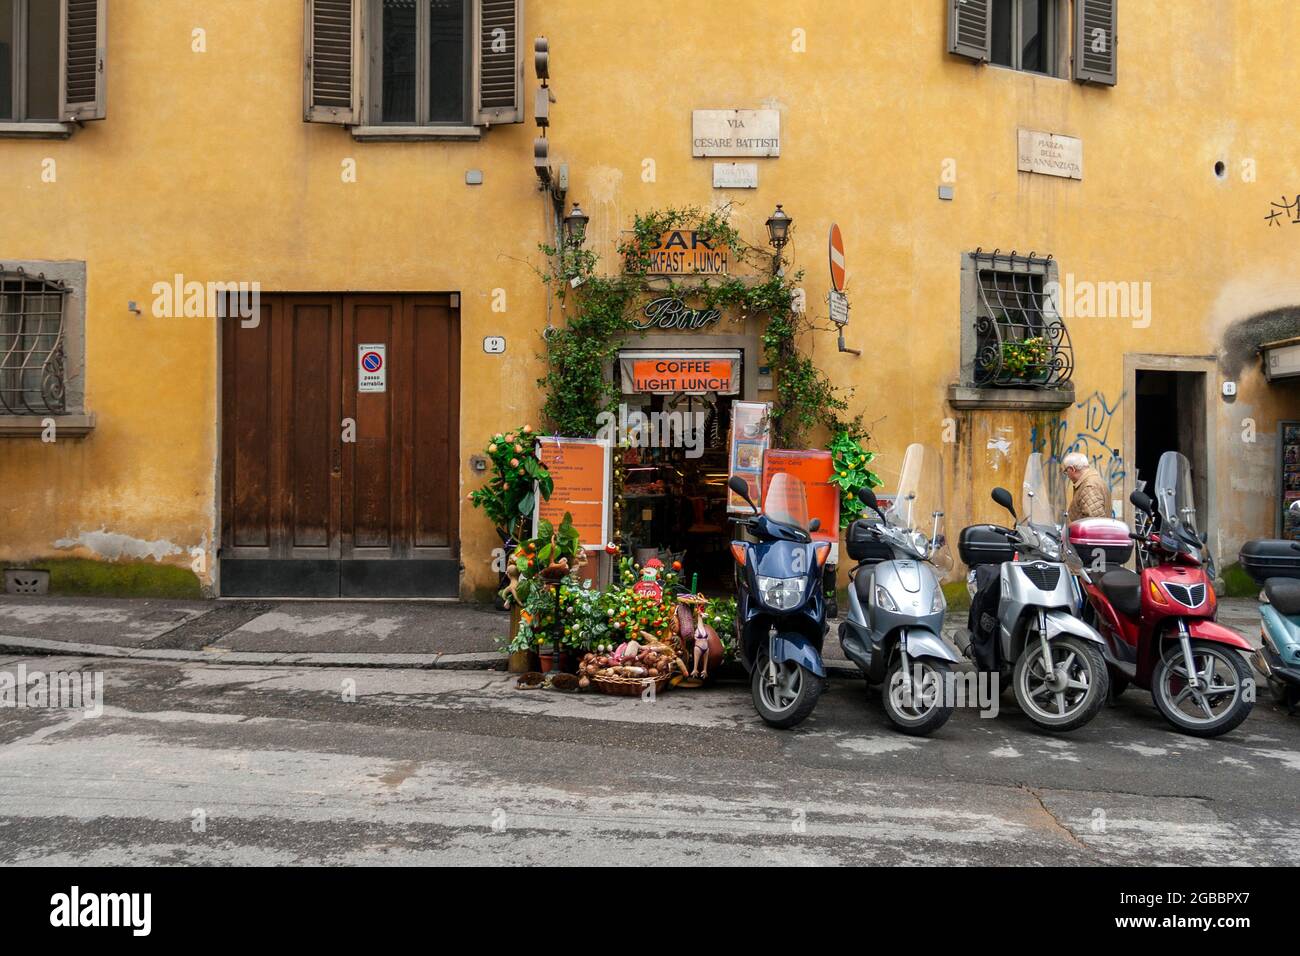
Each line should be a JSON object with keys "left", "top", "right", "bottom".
{"left": 358, "top": 344, "right": 386, "bottom": 393}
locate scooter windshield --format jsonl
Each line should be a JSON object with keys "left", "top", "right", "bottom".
{"left": 885, "top": 443, "right": 953, "bottom": 572}
{"left": 1022, "top": 452, "right": 1066, "bottom": 530}
{"left": 763, "top": 473, "right": 811, "bottom": 531}
{"left": 1154, "top": 451, "right": 1199, "bottom": 536}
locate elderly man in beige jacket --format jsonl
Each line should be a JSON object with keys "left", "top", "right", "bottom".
{"left": 1063, "top": 452, "right": 1109, "bottom": 522}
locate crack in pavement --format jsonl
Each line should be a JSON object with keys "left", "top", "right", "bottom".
{"left": 1020, "top": 784, "right": 1096, "bottom": 856}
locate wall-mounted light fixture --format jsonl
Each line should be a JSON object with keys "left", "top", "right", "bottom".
{"left": 765, "top": 204, "right": 792, "bottom": 276}
{"left": 564, "top": 203, "right": 589, "bottom": 247}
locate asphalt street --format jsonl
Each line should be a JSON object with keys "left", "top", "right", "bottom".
{"left": 0, "top": 654, "right": 1296, "bottom": 866}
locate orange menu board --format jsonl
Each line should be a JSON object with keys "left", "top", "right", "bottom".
{"left": 761, "top": 449, "right": 840, "bottom": 545}
{"left": 533, "top": 437, "right": 610, "bottom": 549}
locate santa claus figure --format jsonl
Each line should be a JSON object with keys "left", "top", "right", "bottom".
{"left": 631, "top": 558, "right": 665, "bottom": 602}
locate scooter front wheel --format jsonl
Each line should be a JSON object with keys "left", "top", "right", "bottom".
{"left": 1152, "top": 640, "right": 1254, "bottom": 737}
{"left": 752, "top": 650, "right": 822, "bottom": 729}
{"left": 883, "top": 657, "right": 954, "bottom": 736}
{"left": 1013, "top": 635, "right": 1108, "bottom": 732}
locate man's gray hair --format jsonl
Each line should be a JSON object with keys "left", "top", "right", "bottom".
{"left": 1062, "top": 452, "right": 1090, "bottom": 471}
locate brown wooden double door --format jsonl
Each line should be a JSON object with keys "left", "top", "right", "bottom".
{"left": 220, "top": 294, "right": 460, "bottom": 597}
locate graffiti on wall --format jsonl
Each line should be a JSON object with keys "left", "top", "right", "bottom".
{"left": 1030, "top": 390, "right": 1127, "bottom": 507}
{"left": 1264, "top": 196, "right": 1300, "bottom": 227}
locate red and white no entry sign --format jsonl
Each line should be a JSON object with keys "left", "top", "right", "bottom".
{"left": 828, "top": 223, "right": 846, "bottom": 292}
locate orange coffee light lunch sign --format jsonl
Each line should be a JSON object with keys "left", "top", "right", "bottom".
{"left": 630, "top": 358, "right": 734, "bottom": 394}
{"left": 645, "top": 229, "right": 730, "bottom": 276}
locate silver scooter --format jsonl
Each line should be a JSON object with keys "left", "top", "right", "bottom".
{"left": 839, "top": 443, "right": 963, "bottom": 735}
{"left": 960, "top": 452, "right": 1110, "bottom": 732}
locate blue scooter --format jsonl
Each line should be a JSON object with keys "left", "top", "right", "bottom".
{"left": 727, "top": 474, "right": 830, "bottom": 728}
{"left": 1240, "top": 502, "right": 1300, "bottom": 712}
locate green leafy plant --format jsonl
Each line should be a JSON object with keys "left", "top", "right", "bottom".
{"left": 827, "top": 428, "right": 884, "bottom": 528}
{"left": 704, "top": 596, "right": 738, "bottom": 662}
{"left": 468, "top": 425, "right": 553, "bottom": 547}
{"left": 1000, "top": 335, "right": 1052, "bottom": 381}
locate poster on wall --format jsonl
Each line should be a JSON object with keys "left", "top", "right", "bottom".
{"left": 533, "top": 437, "right": 611, "bottom": 550}
{"left": 728, "top": 401, "right": 771, "bottom": 513}
{"left": 1281, "top": 421, "right": 1300, "bottom": 540}
{"left": 761, "top": 449, "right": 840, "bottom": 560}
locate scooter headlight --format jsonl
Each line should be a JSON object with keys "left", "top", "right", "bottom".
{"left": 758, "top": 575, "right": 805, "bottom": 611}
{"left": 874, "top": 585, "right": 899, "bottom": 612}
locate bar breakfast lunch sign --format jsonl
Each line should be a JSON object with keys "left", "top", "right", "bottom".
{"left": 645, "top": 229, "right": 730, "bottom": 277}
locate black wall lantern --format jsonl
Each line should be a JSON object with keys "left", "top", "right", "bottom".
{"left": 765, "top": 204, "right": 792, "bottom": 275}
{"left": 564, "top": 202, "right": 589, "bottom": 247}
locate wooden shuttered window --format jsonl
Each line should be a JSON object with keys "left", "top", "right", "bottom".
{"left": 305, "top": 0, "right": 523, "bottom": 128}
{"left": 1073, "top": 0, "right": 1117, "bottom": 85}
{"left": 947, "top": 0, "right": 991, "bottom": 62}
{"left": 304, "top": 0, "right": 363, "bottom": 124}
{"left": 60, "top": 0, "right": 106, "bottom": 121}
{"left": 475, "top": 0, "right": 523, "bottom": 125}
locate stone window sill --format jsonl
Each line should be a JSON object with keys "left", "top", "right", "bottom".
{"left": 0, "top": 122, "right": 74, "bottom": 139}
{"left": 0, "top": 413, "right": 96, "bottom": 437}
{"left": 351, "top": 125, "right": 482, "bottom": 142}
{"left": 947, "top": 384, "right": 1075, "bottom": 411}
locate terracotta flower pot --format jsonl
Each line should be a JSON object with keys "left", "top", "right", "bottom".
{"left": 538, "top": 648, "right": 571, "bottom": 673}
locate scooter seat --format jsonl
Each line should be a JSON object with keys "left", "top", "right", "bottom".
{"left": 1265, "top": 578, "right": 1300, "bottom": 616}
{"left": 1099, "top": 568, "right": 1142, "bottom": 618}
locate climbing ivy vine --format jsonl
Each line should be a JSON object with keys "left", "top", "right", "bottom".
{"left": 537, "top": 204, "right": 864, "bottom": 449}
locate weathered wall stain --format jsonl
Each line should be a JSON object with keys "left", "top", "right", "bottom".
{"left": 1220, "top": 308, "right": 1300, "bottom": 378}
{"left": 53, "top": 529, "right": 183, "bottom": 563}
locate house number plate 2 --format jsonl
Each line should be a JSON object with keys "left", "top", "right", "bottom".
{"left": 483, "top": 336, "right": 506, "bottom": 354}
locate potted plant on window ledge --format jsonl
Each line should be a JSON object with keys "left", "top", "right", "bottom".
{"left": 999, "top": 336, "right": 1053, "bottom": 386}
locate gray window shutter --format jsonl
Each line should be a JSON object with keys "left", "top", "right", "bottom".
{"left": 947, "top": 0, "right": 991, "bottom": 62}
{"left": 59, "top": 0, "right": 106, "bottom": 121}
{"left": 1074, "top": 0, "right": 1117, "bottom": 85}
{"left": 304, "top": 0, "right": 363, "bottom": 124}
{"left": 475, "top": 0, "right": 523, "bottom": 125}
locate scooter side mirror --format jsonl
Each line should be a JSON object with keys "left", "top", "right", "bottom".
{"left": 991, "top": 487, "right": 1016, "bottom": 519}
{"left": 857, "top": 487, "right": 889, "bottom": 522}
{"left": 1130, "top": 489, "right": 1154, "bottom": 514}
{"left": 727, "top": 475, "right": 759, "bottom": 514}
{"left": 808, "top": 518, "right": 821, "bottom": 533}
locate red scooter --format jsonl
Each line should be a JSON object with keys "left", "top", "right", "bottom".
{"left": 1070, "top": 451, "right": 1255, "bottom": 737}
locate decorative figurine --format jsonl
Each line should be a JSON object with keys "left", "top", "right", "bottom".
{"left": 675, "top": 593, "right": 720, "bottom": 680}
{"left": 632, "top": 557, "right": 665, "bottom": 601}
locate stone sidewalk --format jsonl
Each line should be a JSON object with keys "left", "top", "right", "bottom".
{"left": 0, "top": 596, "right": 512, "bottom": 668}
{"left": 0, "top": 593, "right": 1263, "bottom": 670}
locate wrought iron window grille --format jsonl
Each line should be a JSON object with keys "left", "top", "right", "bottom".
{"left": 971, "top": 248, "right": 1073, "bottom": 388}
{"left": 0, "top": 267, "right": 71, "bottom": 415}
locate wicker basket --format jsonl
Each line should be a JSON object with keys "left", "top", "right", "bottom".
{"left": 589, "top": 669, "right": 675, "bottom": 697}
